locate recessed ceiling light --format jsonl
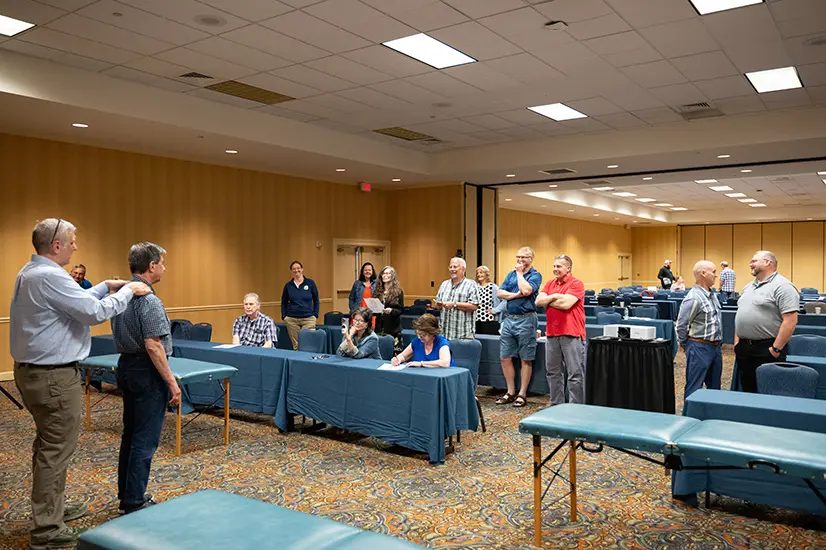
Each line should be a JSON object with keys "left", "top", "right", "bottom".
{"left": 709, "top": 185, "right": 734, "bottom": 191}
{"left": 671, "top": 207, "right": 688, "bottom": 211}
{"left": 568, "top": 209, "right": 575, "bottom": 212}
{"left": 392, "top": 178, "right": 401, "bottom": 182}
{"left": 593, "top": 214, "right": 600, "bottom": 217}
{"left": 527, "top": 103, "right": 587, "bottom": 121}
{"left": 822, "top": 179, "right": 826, "bottom": 185}
{"left": 741, "top": 169, "right": 752, "bottom": 173}
{"left": 613, "top": 192, "right": 637, "bottom": 197}
{"left": 749, "top": 203, "right": 767, "bottom": 207}
{"left": 382, "top": 33, "right": 476, "bottom": 69}
{"left": 746, "top": 66, "right": 803, "bottom": 93}
{"left": 225, "top": 149, "right": 238, "bottom": 154}
{"left": 336, "top": 168, "right": 346, "bottom": 172}
{"left": 818, "top": 171, "right": 826, "bottom": 176}
{"left": 607, "top": 164, "right": 619, "bottom": 169}
{"left": 506, "top": 174, "right": 516, "bottom": 178}
{"left": 807, "top": 217, "right": 813, "bottom": 220}
{"left": 689, "top": 0, "right": 763, "bottom": 16}
{"left": 636, "top": 198, "right": 656, "bottom": 203}
{"left": 654, "top": 203, "right": 673, "bottom": 207}
{"left": 592, "top": 186, "right": 614, "bottom": 191}
{"left": 739, "top": 198, "right": 757, "bottom": 203}
{"left": 504, "top": 198, "right": 512, "bottom": 201}
{"left": 72, "top": 123, "right": 89, "bottom": 128}
{"left": 541, "top": 205, "right": 546, "bottom": 208}
{"left": 632, "top": 220, "right": 639, "bottom": 223}
{"left": 548, "top": 184, "right": 558, "bottom": 188}
{"left": 643, "top": 177, "right": 653, "bottom": 181}
{"left": 725, "top": 192, "right": 747, "bottom": 198}
{"left": 696, "top": 179, "right": 718, "bottom": 184}
{"left": 717, "top": 154, "right": 731, "bottom": 159}
{"left": 0, "top": 14, "right": 35, "bottom": 36}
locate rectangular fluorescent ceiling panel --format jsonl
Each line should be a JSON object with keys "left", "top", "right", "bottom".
{"left": 725, "top": 193, "right": 747, "bottom": 198}
{"left": 613, "top": 192, "right": 637, "bottom": 197}
{"left": 689, "top": 0, "right": 763, "bottom": 15}
{"left": 383, "top": 33, "right": 475, "bottom": 69}
{"left": 0, "top": 14, "right": 35, "bottom": 36}
{"left": 695, "top": 179, "right": 717, "bottom": 184}
{"left": 749, "top": 203, "right": 767, "bottom": 207}
{"left": 636, "top": 198, "right": 656, "bottom": 203}
{"left": 654, "top": 203, "right": 673, "bottom": 207}
{"left": 709, "top": 185, "right": 733, "bottom": 191}
{"left": 746, "top": 66, "right": 802, "bottom": 94}
{"left": 738, "top": 198, "right": 757, "bottom": 203}
{"left": 528, "top": 103, "right": 587, "bottom": 121}
{"left": 671, "top": 207, "right": 688, "bottom": 211}
{"left": 592, "top": 187, "right": 614, "bottom": 191}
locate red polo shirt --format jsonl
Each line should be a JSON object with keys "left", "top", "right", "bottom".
{"left": 542, "top": 275, "right": 586, "bottom": 339}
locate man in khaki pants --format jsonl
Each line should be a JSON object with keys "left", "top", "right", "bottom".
{"left": 11, "top": 218, "right": 148, "bottom": 549}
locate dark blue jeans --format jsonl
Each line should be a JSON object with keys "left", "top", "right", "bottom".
{"left": 116, "top": 354, "right": 169, "bottom": 508}
{"left": 683, "top": 340, "right": 722, "bottom": 399}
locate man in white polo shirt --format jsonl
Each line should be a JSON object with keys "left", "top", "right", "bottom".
{"left": 734, "top": 250, "right": 799, "bottom": 393}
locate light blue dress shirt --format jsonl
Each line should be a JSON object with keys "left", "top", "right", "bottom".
{"left": 10, "top": 255, "right": 134, "bottom": 365}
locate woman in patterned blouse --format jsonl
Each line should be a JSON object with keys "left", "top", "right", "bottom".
{"left": 474, "top": 265, "right": 500, "bottom": 335}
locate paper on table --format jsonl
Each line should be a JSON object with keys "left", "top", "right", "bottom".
{"left": 378, "top": 363, "right": 407, "bottom": 371}
{"left": 364, "top": 297, "right": 385, "bottom": 314}
{"left": 213, "top": 344, "right": 240, "bottom": 349}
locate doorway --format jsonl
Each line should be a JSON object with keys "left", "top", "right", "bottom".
{"left": 617, "top": 253, "right": 632, "bottom": 288}
{"left": 333, "top": 239, "right": 391, "bottom": 314}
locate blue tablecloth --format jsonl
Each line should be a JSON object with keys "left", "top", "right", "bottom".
{"left": 721, "top": 311, "right": 826, "bottom": 344}
{"left": 673, "top": 389, "right": 826, "bottom": 513}
{"left": 285, "top": 355, "right": 478, "bottom": 464}
{"left": 639, "top": 298, "right": 677, "bottom": 320}
{"left": 730, "top": 354, "right": 826, "bottom": 399}
{"left": 797, "top": 314, "right": 826, "bottom": 326}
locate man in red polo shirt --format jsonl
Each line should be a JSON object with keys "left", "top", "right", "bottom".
{"left": 536, "top": 254, "right": 586, "bottom": 406}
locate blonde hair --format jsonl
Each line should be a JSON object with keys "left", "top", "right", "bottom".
{"left": 476, "top": 265, "right": 491, "bottom": 283}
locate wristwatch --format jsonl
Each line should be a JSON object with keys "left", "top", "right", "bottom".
{"left": 771, "top": 345, "right": 782, "bottom": 354}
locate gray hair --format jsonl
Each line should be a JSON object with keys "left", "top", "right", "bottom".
{"left": 755, "top": 250, "right": 778, "bottom": 266}
{"left": 518, "top": 246, "right": 536, "bottom": 259}
{"left": 244, "top": 293, "right": 260, "bottom": 304}
{"left": 32, "top": 218, "right": 77, "bottom": 254}
{"left": 721, "top": 261, "right": 728, "bottom": 267}
{"left": 664, "top": 259, "right": 672, "bottom": 264}
{"left": 450, "top": 257, "right": 467, "bottom": 269}
{"left": 554, "top": 254, "right": 573, "bottom": 269}
{"left": 128, "top": 242, "right": 166, "bottom": 274}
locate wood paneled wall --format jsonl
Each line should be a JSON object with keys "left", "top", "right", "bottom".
{"left": 497, "top": 208, "right": 632, "bottom": 290}
{"left": 0, "top": 133, "right": 463, "bottom": 372}
{"left": 630, "top": 226, "right": 678, "bottom": 286}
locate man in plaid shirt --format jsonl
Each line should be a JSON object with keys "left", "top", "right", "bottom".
{"left": 718, "top": 261, "right": 736, "bottom": 304}
{"left": 435, "top": 257, "right": 479, "bottom": 340}
{"left": 232, "top": 293, "right": 276, "bottom": 347}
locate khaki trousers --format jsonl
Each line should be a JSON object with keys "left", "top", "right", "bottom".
{"left": 13, "top": 363, "right": 82, "bottom": 543}
{"left": 283, "top": 316, "right": 317, "bottom": 350}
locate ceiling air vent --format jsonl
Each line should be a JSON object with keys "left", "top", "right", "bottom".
{"left": 179, "top": 72, "right": 213, "bottom": 79}
{"left": 584, "top": 180, "right": 612, "bottom": 186}
{"left": 539, "top": 168, "right": 577, "bottom": 176}
{"left": 373, "top": 127, "right": 436, "bottom": 141}
{"left": 677, "top": 102, "right": 722, "bottom": 121}
{"left": 205, "top": 80, "right": 295, "bottom": 104}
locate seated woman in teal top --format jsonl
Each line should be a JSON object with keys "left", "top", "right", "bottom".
{"left": 391, "top": 313, "right": 454, "bottom": 368}
{"left": 337, "top": 307, "right": 381, "bottom": 359}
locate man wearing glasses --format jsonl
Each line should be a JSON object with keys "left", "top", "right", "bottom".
{"left": 10, "top": 218, "right": 150, "bottom": 550}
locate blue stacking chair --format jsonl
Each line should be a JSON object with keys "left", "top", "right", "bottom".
{"left": 596, "top": 312, "right": 622, "bottom": 325}
{"left": 654, "top": 292, "right": 669, "bottom": 300}
{"left": 584, "top": 289, "right": 596, "bottom": 296}
{"left": 801, "top": 287, "right": 819, "bottom": 295}
{"left": 786, "top": 334, "right": 826, "bottom": 356}
{"left": 190, "top": 323, "right": 213, "bottom": 342}
{"left": 408, "top": 305, "right": 427, "bottom": 315}
{"left": 600, "top": 288, "right": 613, "bottom": 294}
{"left": 631, "top": 305, "right": 658, "bottom": 319}
{"left": 756, "top": 362, "right": 819, "bottom": 399}
{"left": 378, "top": 335, "right": 394, "bottom": 361}
{"left": 413, "top": 299, "right": 432, "bottom": 307}
{"left": 323, "top": 311, "right": 347, "bottom": 326}
{"left": 594, "top": 306, "right": 616, "bottom": 316}
{"left": 450, "top": 339, "right": 485, "bottom": 434}
{"left": 297, "top": 329, "right": 326, "bottom": 353}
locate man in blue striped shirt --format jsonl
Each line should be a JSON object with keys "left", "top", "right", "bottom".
{"left": 676, "top": 260, "right": 723, "bottom": 398}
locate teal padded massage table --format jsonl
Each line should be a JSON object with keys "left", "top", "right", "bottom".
{"left": 519, "top": 404, "right": 826, "bottom": 547}
{"left": 79, "top": 354, "right": 238, "bottom": 456}
{"left": 78, "top": 490, "right": 425, "bottom": 549}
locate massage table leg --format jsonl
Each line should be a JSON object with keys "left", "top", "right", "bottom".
{"left": 569, "top": 440, "right": 577, "bottom": 522}
{"left": 533, "top": 435, "right": 542, "bottom": 548}
{"left": 176, "top": 402, "right": 182, "bottom": 457}
{"left": 224, "top": 378, "right": 230, "bottom": 446}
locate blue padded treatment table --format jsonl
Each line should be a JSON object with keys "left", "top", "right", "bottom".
{"left": 729, "top": 355, "right": 826, "bottom": 399}
{"left": 519, "top": 402, "right": 826, "bottom": 547}
{"left": 77, "top": 490, "right": 425, "bottom": 550}
{"left": 79, "top": 354, "right": 237, "bottom": 457}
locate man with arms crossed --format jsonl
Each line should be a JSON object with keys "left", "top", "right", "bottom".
{"left": 734, "top": 250, "right": 799, "bottom": 393}
{"left": 536, "top": 254, "right": 585, "bottom": 407}
{"left": 232, "top": 293, "right": 276, "bottom": 347}
{"left": 434, "top": 257, "right": 479, "bottom": 340}
{"left": 496, "top": 247, "right": 542, "bottom": 408}
{"left": 677, "top": 261, "right": 723, "bottom": 398}
{"left": 11, "top": 218, "right": 148, "bottom": 550}
{"left": 111, "top": 243, "right": 181, "bottom": 514}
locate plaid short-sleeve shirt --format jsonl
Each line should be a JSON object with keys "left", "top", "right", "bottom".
{"left": 112, "top": 275, "right": 172, "bottom": 356}
{"left": 436, "top": 277, "right": 479, "bottom": 340}
{"left": 232, "top": 313, "right": 276, "bottom": 347}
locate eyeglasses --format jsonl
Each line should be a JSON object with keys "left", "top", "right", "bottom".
{"left": 516, "top": 256, "right": 531, "bottom": 259}
{"left": 352, "top": 317, "right": 367, "bottom": 324}
{"left": 50, "top": 219, "right": 62, "bottom": 245}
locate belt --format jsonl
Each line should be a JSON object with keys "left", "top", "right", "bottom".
{"left": 737, "top": 338, "right": 774, "bottom": 346}
{"left": 505, "top": 312, "right": 537, "bottom": 319}
{"left": 688, "top": 337, "right": 721, "bottom": 347}
{"left": 17, "top": 361, "right": 78, "bottom": 369}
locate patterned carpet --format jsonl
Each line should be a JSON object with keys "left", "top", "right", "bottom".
{"left": 1, "top": 347, "right": 825, "bottom": 549}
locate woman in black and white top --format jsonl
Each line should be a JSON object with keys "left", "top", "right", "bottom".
{"left": 474, "top": 265, "right": 500, "bottom": 335}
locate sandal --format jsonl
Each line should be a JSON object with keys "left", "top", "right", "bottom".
{"left": 495, "top": 393, "right": 516, "bottom": 405}
{"left": 513, "top": 395, "right": 527, "bottom": 408}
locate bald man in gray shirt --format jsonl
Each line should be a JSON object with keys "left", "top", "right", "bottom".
{"left": 734, "top": 250, "right": 799, "bottom": 393}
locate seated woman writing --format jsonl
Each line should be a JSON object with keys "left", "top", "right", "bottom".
{"left": 337, "top": 307, "right": 382, "bottom": 359}
{"left": 391, "top": 313, "right": 455, "bottom": 368}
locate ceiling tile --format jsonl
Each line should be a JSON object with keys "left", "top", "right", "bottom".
{"left": 36, "top": 0, "right": 96, "bottom": 9}
{"left": 670, "top": 50, "right": 739, "bottom": 81}
{"left": 532, "top": 40, "right": 600, "bottom": 74}
{"left": 156, "top": 47, "right": 258, "bottom": 80}
{"left": 433, "top": 118, "right": 487, "bottom": 133}
{"left": 0, "top": 0, "right": 65, "bottom": 25}
{"left": 640, "top": 19, "right": 719, "bottom": 58}
{"left": 362, "top": 0, "right": 469, "bottom": 32}
{"left": 368, "top": 79, "right": 446, "bottom": 103}
{"left": 483, "top": 53, "right": 565, "bottom": 83}
{"left": 693, "top": 75, "right": 755, "bottom": 100}
{"left": 648, "top": 83, "right": 707, "bottom": 105}
{"left": 336, "top": 87, "right": 412, "bottom": 110}
{"left": 494, "top": 108, "right": 547, "bottom": 125}
{"left": 186, "top": 87, "right": 263, "bottom": 108}
{"left": 241, "top": 72, "right": 322, "bottom": 98}
{"left": 583, "top": 31, "right": 648, "bottom": 55}
{"left": 533, "top": 0, "right": 614, "bottom": 22}
{"left": 1, "top": 39, "right": 112, "bottom": 72}
{"left": 604, "top": 0, "right": 697, "bottom": 28}
{"left": 45, "top": 14, "right": 174, "bottom": 55}
{"left": 724, "top": 41, "right": 794, "bottom": 73}
{"left": 760, "top": 88, "right": 812, "bottom": 110}
{"left": 306, "top": 56, "right": 393, "bottom": 85}
{"left": 505, "top": 27, "right": 577, "bottom": 53}
{"left": 281, "top": 0, "right": 325, "bottom": 7}
{"left": 806, "top": 84, "right": 826, "bottom": 105}
{"left": 404, "top": 71, "right": 481, "bottom": 96}
{"left": 199, "top": 0, "right": 293, "bottom": 21}
{"left": 18, "top": 27, "right": 140, "bottom": 64}
{"left": 714, "top": 95, "right": 766, "bottom": 115}
{"left": 126, "top": 56, "right": 190, "bottom": 78}
{"left": 798, "top": 62, "right": 826, "bottom": 87}
{"left": 602, "top": 45, "right": 663, "bottom": 67}
{"left": 702, "top": 4, "right": 782, "bottom": 48}
{"left": 776, "top": 17, "right": 826, "bottom": 39}
{"left": 784, "top": 34, "right": 826, "bottom": 65}
{"left": 595, "top": 111, "right": 648, "bottom": 128}
{"left": 568, "top": 14, "right": 631, "bottom": 41}
{"left": 221, "top": 25, "right": 329, "bottom": 63}
{"left": 261, "top": 10, "right": 370, "bottom": 53}
{"left": 431, "top": 21, "right": 522, "bottom": 61}
{"left": 185, "top": 36, "right": 293, "bottom": 71}
{"left": 622, "top": 60, "right": 687, "bottom": 88}
{"left": 443, "top": 62, "right": 521, "bottom": 91}
{"left": 304, "top": 0, "right": 417, "bottom": 43}
{"left": 567, "top": 96, "right": 624, "bottom": 116}
{"left": 477, "top": 7, "right": 546, "bottom": 37}
{"left": 257, "top": 105, "right": 322, "bottom": 122}
{"left": 459, "top": 113, "right": 515, "bottom": 129}
{"left": 117, "top": 0, "right": 249, "bottom": 34}
{"left": 342, "top": 45, "right": 433, "bottom": 78}
{"left": 78, "top": 0, "right": 210, "bottom": 45}
{"left": 601, "top": 85, "right": 664, "bottom": 110}
{"left": 102, "top": 66, "right": 197, "bottom": 91}
{"left": 308, "top": 118, "right": 365, "bottom": 133}
{"left": 305, "top": 93, "right": 371, "bottom": 113}
{"left": 498, "top": 126, "right": 545, "bottom": 139}
{"left": 443, "top": 0, "right": 528, "bottom": 19}
{"left": 558, "top": 117, "right": 612, "bottom": 133}
{"left": 631, "top": 106, "right": 682, "bottom": 124}
{"left": 769, "top": 0, "right": 826, "bottom": 22}
{"left": 272, "top": 64, "right": 358, "bottom": 91}
{"left": 275, "top": 98, "right": 347, "bottom": 118}
{"left": 465, "top": 129, "right": 511, "bottom": 143}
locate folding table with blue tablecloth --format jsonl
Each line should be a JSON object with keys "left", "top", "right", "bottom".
{"left": 730, "top": 354, "right": 826, "bottom": 399}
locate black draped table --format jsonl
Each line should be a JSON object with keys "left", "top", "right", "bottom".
{"left": 585, "top": 337, "right": 674, "bottom": 413}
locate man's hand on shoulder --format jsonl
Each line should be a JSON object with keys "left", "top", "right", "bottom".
{"left": 104, "top": 279, "right": 127, "bottom": 291}
{"left": 126, "top": 282, "right": 152, "bottom": 296}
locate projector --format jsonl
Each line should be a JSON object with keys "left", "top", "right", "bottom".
{"left": 603, "top": 324, "right": 657, "bottom": 340}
